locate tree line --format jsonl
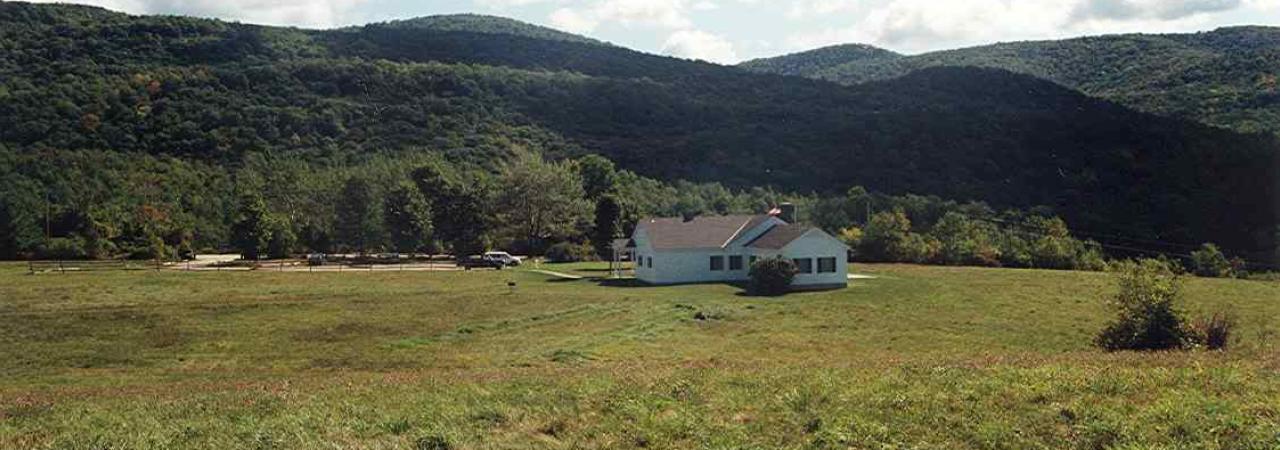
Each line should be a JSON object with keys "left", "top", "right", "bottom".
{"left": 1, "top": 148, "right": 1258, "bottom": 277}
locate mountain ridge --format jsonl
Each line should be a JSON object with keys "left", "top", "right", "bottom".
{"left": 0, "top": 2, "right": 1276, "bottom": 262}
{"left": 740, "top": 26, "right": 1280, "bottom": 134}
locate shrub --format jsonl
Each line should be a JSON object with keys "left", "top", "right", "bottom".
{"left": 858, "top": 210, "right": 939, "bottom": 263}
{"left": 545, "top": 242, "right": 595, "bottom": 263}
{"left": 749, "top": 257, "right": 798, "bottom": 296}
{"left": 837, "top": 226, "right": 863, "bottom": 248}
{"left": 932, "top": 212, "right": 1001, "bottom": 267}
{"left": 1187, "top": 312, "right": 1235, "bottom": 350}
{"left": 1190, "top": 243, "right": 1232, "bottom": 278}
{"left": 1095, "top": 259, "right": 1188, "bottom": 351}
{"left": 36, "top": 237, "right": 88, "bottom": 260}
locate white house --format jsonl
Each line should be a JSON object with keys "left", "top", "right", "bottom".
{"left": 629, "top": 207, "right": 849, "bottom": 289}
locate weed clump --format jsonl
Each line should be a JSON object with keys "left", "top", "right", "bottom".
{"left": 1187, "top": 312, "right": 1236, "bottom": 350}
{"left": 414, "top": 434, "right": 450, "bottom": 450}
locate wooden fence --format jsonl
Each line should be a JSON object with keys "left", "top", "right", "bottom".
{"left": 28, "top": 260, "right": 162, "bottom": 274}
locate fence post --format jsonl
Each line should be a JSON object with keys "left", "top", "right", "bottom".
{"left": 58, "top": 260, "right": 65, "bottom": 274}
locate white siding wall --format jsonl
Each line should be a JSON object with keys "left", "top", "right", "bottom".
{"left": 779, "top": 231, "right": 848, "bottom": 288}
{"left": 650, "top": 249, "right": 756, "bottom": 284}
{"left": 632, "top": 229, "right": 658, "bottom": 283}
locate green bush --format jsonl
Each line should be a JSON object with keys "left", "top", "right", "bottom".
{"left": 36, "top": 237, "right": 88, "bottom": 260}
{"left": 1095, "top": 259, "right": 1188, "bottom": 351}
{"left": 545, "top": 242, "right": 595, "bottom": 263}
{"left": 749, "top": 257, "right": 798, "bottom": 296}
{"left": 932, "top": 212, "right": 1001, "bottom": 266}
{"left": 859, "top": 210, "right": 938, "bottom": 263}
{"left": 1189, "top": 243, "right": 1232, "bottom": 278}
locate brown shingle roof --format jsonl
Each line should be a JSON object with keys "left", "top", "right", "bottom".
{"left": 743, "top": 224, "right": 812, "bottom": 249}
{"left": 637, "top": 215, "right": 773, "bottom": 250}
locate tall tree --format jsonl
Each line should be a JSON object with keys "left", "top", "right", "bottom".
{"left": 230, "top": 193, "right": 271, "bottom": 260}
{"left": 412, "top": 163, "right": 488, "bottom": 255}
{"left": 495, "top": 154, "right": 594, "bottom": 253}
{"left": 441, "top": 187, "right": 489, "bottom": 256}
{"left": 410, "top": 163, "right": 452, "bottom": 205}
{"left": 592, "top": 195, "right": 621, "bottom": 258}
{"left": 576, "top": 154, "right": 617, "bottom": 200}
{"left": 0, "top": 200, "right": 18, "bottom": 260}
{"left": 334, "top": 176, "right": 383, "bottom": 253}
{"left": 383, "top": 182, "right": 433, "bottom": 254}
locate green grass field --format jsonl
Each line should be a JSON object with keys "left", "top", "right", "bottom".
{"left": 1, "top": 262, "right": 1278, "bottom": 449}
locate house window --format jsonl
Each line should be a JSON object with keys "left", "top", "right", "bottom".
{"left": 647, "top": 257, "right": 653, "bottom": 268}
{"left": 818, "top": 257, "right": 837, "bottom": 273}
{"left": 710, "top": 255, "right": 724, "bottom": 271}
{"left": 793, "top": 258, "right": 813, "bottom": 274}
{"left": 729, "top": 255, "right": 744, "bottom": 271}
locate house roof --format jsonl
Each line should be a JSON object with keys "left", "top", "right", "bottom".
{"left": 743, "top": 224, "right": 813, "bottom": 249}
{"left": 636, "top": 214, "right": 774, "bottom": 250}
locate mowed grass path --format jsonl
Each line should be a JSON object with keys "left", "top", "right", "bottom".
{"left": 1, "top": 262, "right": 1277, "bottom": 448}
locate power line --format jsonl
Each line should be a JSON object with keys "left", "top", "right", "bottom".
{"left": 954, "top": 213, "right": 1280, "bottom": 270}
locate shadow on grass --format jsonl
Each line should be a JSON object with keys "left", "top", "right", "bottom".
{"left": 596, "top": 278, "right": 650, "bottom": 288}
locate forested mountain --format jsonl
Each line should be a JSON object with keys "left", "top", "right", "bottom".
{"left": 740, "top": 27, "right": 1280, "bottom": 135}
{"left": 369, "top": 14, "right": 605, "bottom": 45}
{"left": 738, "top": 44, "right": 901, "bottom": 78}
{"left": 1, "top": 2, "right": 1277, "bottom": 263}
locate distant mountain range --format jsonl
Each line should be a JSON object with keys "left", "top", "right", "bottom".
{"left": 0, "top": 2, "right": 1276, "bottom": 261}
{"left": 741, "top": 27, "right": 1280, "bottom": 135}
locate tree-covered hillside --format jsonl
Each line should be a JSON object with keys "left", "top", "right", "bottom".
{"left": 741, "top": 27, "right": 1280, "bottom": 135}
{"left": 0, "top": 2, "right": 1277, "bottom": 263}
{"left": 738, "top": 44, "right": 901, "bottom": 78}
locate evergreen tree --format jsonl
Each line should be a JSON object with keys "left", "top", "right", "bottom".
{"left": 0, "top": 200, "right": 18, "bottom": 260}
{"left": 267, "top": 222, "right": 296, "bottom": 259}
{"left": 441, "top": 187, "right": 489, "bottom": 256}
{"left": 383, "top": 182, "right": 433, "bottom": 254}
{"left": 335, "top": 177, "right": 383, "bottom": 254}
{"left": 230, "top": 194, "right": 272, "bottom": 260}
{"left": 592, "top": 195, "right": 622, "bottom": 258}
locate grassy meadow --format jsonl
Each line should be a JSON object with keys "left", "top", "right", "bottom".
{"left": 1, "top": 262, "right": 1278, "bottom": 449}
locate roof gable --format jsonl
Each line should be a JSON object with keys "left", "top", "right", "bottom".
{"left": 745, "top": 224, "right": 850, "bottom": 250}
{"left": 635, "top": 215, "right": 774, "bottom": 250}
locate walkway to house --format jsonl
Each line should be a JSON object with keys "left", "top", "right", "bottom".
{"left": 848, "top": 273, "right": 878, "bottom": 280}
{"left": 529, "top": 269, "right": 585, "bottom": 280}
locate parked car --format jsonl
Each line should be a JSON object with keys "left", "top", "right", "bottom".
{"left": 483, "top": 251, "right": 522, "bottom": 267}
{"left": 456, "top": 255, "right": 506, "bottom": 270}
{"left": 307, "top": 253, "right": 327, "bottom": 266}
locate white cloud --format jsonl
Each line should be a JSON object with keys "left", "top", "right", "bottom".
{"left": 26, "top": 0, "right": 371, "bottom": 28}
{"left": 661, "top": 28, "right": 738, "bottom": 63}
{"left": 784, "top": 0, "right": 1262, "bottom": 54}
{"left": 786, "top": 0, "right": 860, "bottom": 19}
{"left": 1070, "top": 0, "right": 1242, "bottom": 21}
{"left": 548, "top": 0, "right": 692, "bottom": 33}
{"left": 691, "top": 1, "right": 719, "bottom": 11}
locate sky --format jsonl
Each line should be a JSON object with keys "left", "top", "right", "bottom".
{"left": 23, "top": 0, "right": 1280, "bottom": 63}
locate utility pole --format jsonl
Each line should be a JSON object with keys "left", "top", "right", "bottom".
{"left": 44, "top": 191, "right": 51, "bottom": 242}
